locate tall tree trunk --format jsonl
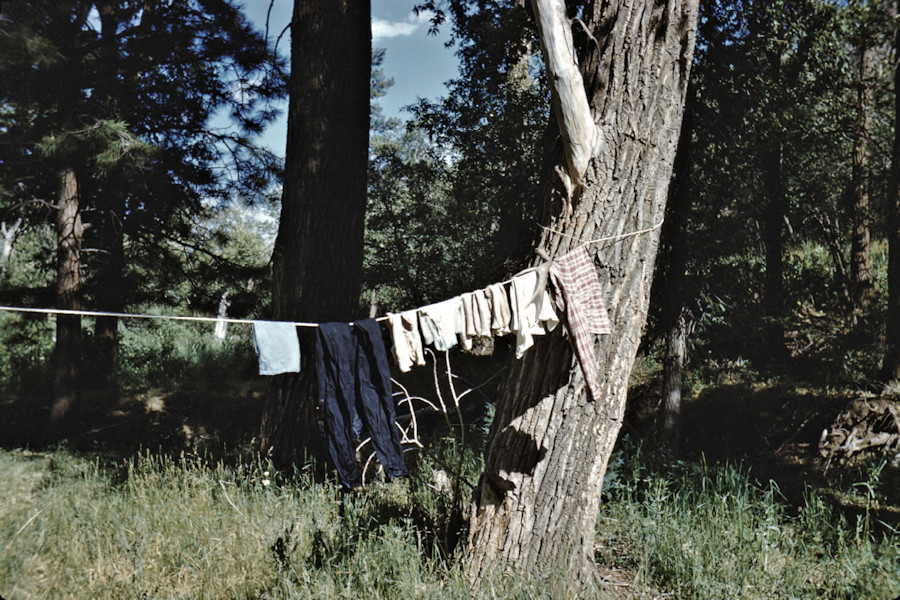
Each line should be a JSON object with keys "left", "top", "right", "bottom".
{"left": 849, "top": 43, "right": 875, "bottom": 313}
{"left": 259, "top": 0, "right": 371, "bottom": 461}
{"left": 761, "top": 138, "right": 786, "bottom": 359}
{"left": 884, "top": 22, "right": 900, "bottom": 381}
{"left": 92, "top": 1, "right": 125, "bottom": 388}
{"left": 50, "top": 166, "right": 84, "bottom": 437}
{"left": 660, "top": 88, "right": 694, "bottom": 449}
{"left": 93, "top": 209, "right": 124, "bottom": 388}
{"left": 467, "top": 0, "right": 699, "bottom": 583}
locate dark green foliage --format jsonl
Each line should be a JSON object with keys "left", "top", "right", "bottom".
{"left": 648, "top": 0, "right": 893, "bottom": 373}
{"left": 0, "top": 0, "right": 286, "bottom": 314}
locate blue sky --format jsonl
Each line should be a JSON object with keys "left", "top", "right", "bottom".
{"left": 241, "top": 0, "right": 459, "bottom": 157}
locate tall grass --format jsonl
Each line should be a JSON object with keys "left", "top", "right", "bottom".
{"left": 4, "top": 445, "right": 899, "bottom": 599}
{"left": 1, "top": 448, "right": 454, "bottom": 599}
{"left": 1, "top": 448, "right": 591, "bottom": 599}
{"left": 598, "top": 448, "right": 900, "bottom": 599}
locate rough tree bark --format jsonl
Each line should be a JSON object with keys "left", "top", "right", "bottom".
{"left": 259, "top": 0, "right": 371, "bottom": 461}
{"left": 467, "top": 0, "right": 699, "bottom": 583}
{"left": 848, "top": 42, "right": 875, "bottom": 313}
{"left": 50, "top": 166, "right": 84, "bottom": 436}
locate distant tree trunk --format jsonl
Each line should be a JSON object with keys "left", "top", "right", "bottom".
{"left": 92, "top": 1, "right": 125, "bottom": 388}
{"left": 660, "top": 89, "right": 694, "bottom": 449}
{"left": 50, "top": 166, "right": 84, "bottom": 436}
{"left": 848, "top": 43, "right": 875, "bottom": 313}
{"left": 884, "top": 22, "right": 900, "bottom": 382}
{"left": 93, "top": 208, "right": 124, "bottom": 388}
{"left": 761, "top": 138, "right": 786, "bottom": 359}
{"left": 0, "top": 218, "right": 23, "bottom": 284}
{"left": 467, "top": 0, "right": 699, "bottom": 584}
{"left": 494, "top": 0, "right": 538, "bottom": 274}
{"left": 259, "top": 0, "right": 371, "bottom": 461}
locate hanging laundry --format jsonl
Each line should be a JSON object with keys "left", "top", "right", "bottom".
{"left": 252, "top": 321, "right": 301, "bottom": 375}
{"left": 315, "top": 320, "right": 409, "bottom": 490}
{"left": 549, "top": 246, "right": 611, "bottom": 403}
{"left": 352, "top": 319, "right": 409, "bottom": 480}
{"left": 388, "top": 310, "right": 426, "bottom": 372}
{"left": 484, "top": 283, "right": 512, "bottom": 336}
{"left": 509, "top": 267, "right": 559, "bottom": 359}
{"left": 461, "top": 293, "right": 477, "bottom": 349}
{"left": 418, "top": 296, "right": 463, "bottom": 352}
{"left": 464, "top": 289, "right": 492, "bottom": 338}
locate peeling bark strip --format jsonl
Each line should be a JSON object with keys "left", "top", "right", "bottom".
{"left": 467, "top": 0, "right": 699, "bottom": 584}
{"left": 531, "top": 0, "right": 601, "bottom": 195}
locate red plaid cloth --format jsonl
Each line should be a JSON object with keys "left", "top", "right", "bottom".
{"left": 549, "top": 246, "right": 611, "bottom": 402}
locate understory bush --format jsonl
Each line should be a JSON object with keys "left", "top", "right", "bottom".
{"left": 0, "top": 309, "right": 257, "bottom": 392}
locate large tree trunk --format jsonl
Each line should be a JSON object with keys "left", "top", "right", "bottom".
{"left": 259, "top": 0, "right": 371, "bottom": 461}
{"left": 849, "top": 43, "right": 875, "bottom": 313}
{"left": 467, "top": 0, "right": 699, "bottom": 583}
{"left": 50, "top": 166, "right": 84, "bottom": 437}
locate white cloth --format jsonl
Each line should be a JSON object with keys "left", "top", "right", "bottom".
{"left": 485, "top": 283, "right": 511, "bottom": 336}
{"left": 388, "top": 310, "right": 426, "bottom": 372}
{"left": 469, "top": 289, "right": 492, "bottom": 337}
{"left": 418, "top": 297, "right": 463, "bottom": 352}
{"left": 509, "top": 270, "right": 559, "bottom": 358}
{"left": 460, "top": 294, "right": 475, "bottom": 351}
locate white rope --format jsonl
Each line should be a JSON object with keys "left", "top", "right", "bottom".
{"left": 540, "top": 219, "right": 665, "bottom": 246}
{"left": 0, "top": 305, "right": 319, "bottom": 328}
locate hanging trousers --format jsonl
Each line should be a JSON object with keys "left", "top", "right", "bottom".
{"left": 315, "top": 319, "right": 408, "bottom": 489}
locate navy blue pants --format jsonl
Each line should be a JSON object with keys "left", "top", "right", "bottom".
{"left": 315, "top": 319, "right": 408, "bottom": 489}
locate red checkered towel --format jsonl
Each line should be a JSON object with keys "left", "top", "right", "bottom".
{"left": 549, "top": 246, "right": 611, "bottom": 402}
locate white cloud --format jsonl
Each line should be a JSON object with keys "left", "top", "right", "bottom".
{"left": 371, "top": 11, "right": 433, "bottom": 41}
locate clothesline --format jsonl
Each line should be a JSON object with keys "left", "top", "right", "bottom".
{"left": 539, "top": 219, "right": 664, "bottom": 246}
{"left": 0, "top": 305, "right": 320, "bottom": 328}
{"left": 0, "top": 220, "right": 664, "bottom": 328}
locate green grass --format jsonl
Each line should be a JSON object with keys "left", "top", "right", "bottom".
{"left": 0, "top": 447, "right": 586, "bottom": 600}
{"left": 0, "top": 448, "right": 461, "bottom": 599}
{"left": 3, "top": 445, "right": 898, "bottom": 599}
{"left": 598, "top": 449, "right": 900, "bottom": 599}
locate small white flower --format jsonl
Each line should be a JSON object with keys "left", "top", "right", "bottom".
{"left": 263, "top": 471, "right": 270, "bottom": 477}
{"left": 262, "top": 479, "right": 271, "bottom": 487}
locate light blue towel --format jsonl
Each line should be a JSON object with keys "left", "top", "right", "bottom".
{"left": 252, "top": 321, "right": 301, "bottom": 375}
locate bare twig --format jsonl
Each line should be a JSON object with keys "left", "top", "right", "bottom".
{"left": 217, "top": 480, "right": 244, "bottom": 518}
